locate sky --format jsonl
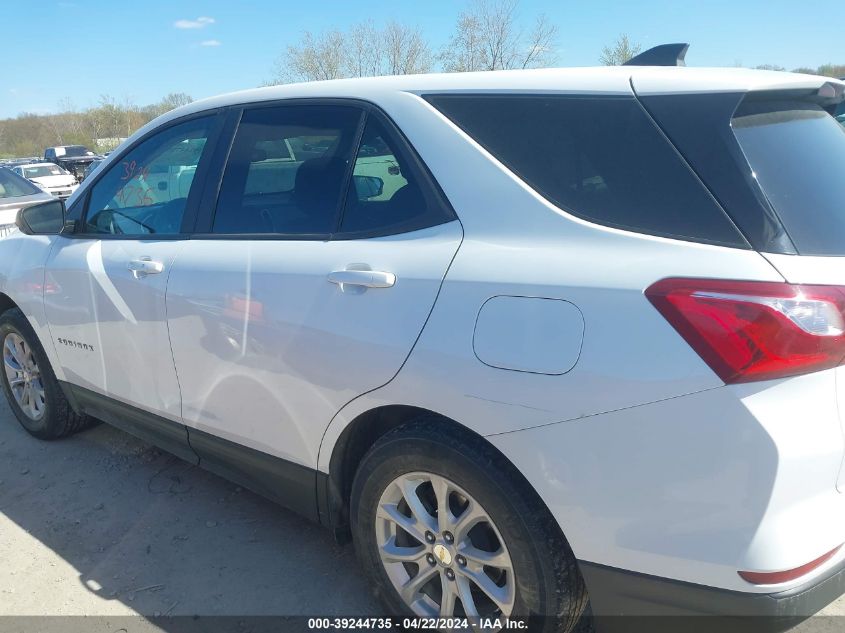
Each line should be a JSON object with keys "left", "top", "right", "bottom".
{"left": 2, "top": 0, "right": 842, "bottom": 119}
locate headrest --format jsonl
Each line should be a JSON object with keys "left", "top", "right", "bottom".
{"left": 294, "top": 157, "right": 347, "bottom": 217}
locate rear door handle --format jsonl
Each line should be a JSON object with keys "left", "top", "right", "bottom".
{"left": 328, "top": 269, "right": 396, "bottom": 289}
{"left": 128, "top": 257, "right": 164, "bottom": 279}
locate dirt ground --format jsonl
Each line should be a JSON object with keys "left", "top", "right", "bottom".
{"left": 0, "top": 397, "right": 842, "bottom": 632}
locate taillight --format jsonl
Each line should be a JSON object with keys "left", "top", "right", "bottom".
{"left": 645, "top": 278, "right": 845, "bottom": 384}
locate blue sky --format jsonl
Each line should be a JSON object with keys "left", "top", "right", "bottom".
{"left": 3, "top": 0, "right": 842, "bottom": 118}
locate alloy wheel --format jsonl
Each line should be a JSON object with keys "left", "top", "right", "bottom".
{"left": 3, "top": 332, "right": 46, "bottom": 421}
{"left": 375, "top": 471, "right": 515, "bottom": 625}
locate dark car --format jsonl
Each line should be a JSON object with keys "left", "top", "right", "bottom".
{"left": 44, "top": 145, "right": 101, "bottom": 181}
{"left": 82, "top": 158, "right": 105, "bottom": 180}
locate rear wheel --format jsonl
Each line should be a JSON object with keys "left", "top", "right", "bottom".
{"left": 351, "top": 419, "right": 587, "bottom": 632}
{"left": 0, "top": 308, "right": 94, "bottom": 439}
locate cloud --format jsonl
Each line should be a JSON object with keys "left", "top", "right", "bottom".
{"left": 174, "top": 16, "right": 215, "bottom": 29}
{"left": 200, "top": 40, "right": 222, "bottom": 47}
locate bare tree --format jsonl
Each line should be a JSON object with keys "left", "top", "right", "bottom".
{"left": 347, "top": 21, "right": 384, "bottom": 78}
{"left": 269, "top": 21, "right": 432, "bottom": 84}
{"left": 439, "top": 13, "right": 485, "bottom": 72}
{"left": 440, "top": 0, "right": 558, "bottom": 72}
{"left": 521, "top": 14, "right": 557, "bottom": 69}
{"left": 384, "top": 21, "right": 432, "bottom": 75}
{"left": 599, "top": 34, "right": 642, "bottom": 66}
{"left": 277, "top": 30, "right": 347, "bottom": 82}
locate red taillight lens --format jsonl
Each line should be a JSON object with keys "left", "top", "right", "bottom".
{"left": 645, "top": 278, "right": 845, "bottom": 384}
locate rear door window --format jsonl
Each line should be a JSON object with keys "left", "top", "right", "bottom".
{"left": 338, "top": 115, "right": 453, "bottom": 236}
{"left": 732, "top": 100, "right": 845, "bottom": 256}
{"left": 212, "top": 105, "right": 362, "bottom": 236}
{"left": 425, "top": 94, "right": 746, "bottom": 247}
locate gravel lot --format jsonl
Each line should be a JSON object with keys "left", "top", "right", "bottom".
{"left": 0, "top": 396, "right": 842, "bottom": 632}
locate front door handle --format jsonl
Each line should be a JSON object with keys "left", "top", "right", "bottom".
{"left": 128, "top": 257, "right": 164, "bottom": 279}
{"left": 328, "top": 269, "right": 396, "bottom": 289}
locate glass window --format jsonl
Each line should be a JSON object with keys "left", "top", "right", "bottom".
{"left": 23, "top": 164, "right": 68, "bottom": 178}
{"left": 84, "top": 117, "right": 212, "bottom": 236}
{"left": 426, "top": 94, "right": 744, "bottom": 246}
{"left": 0, "top": 168, "right": 42, "bottom": 198}
{"left": 732, "top": 100, "right": 845, "bottom": 256}
{"left": 212, "top": 106, "right": 362, "bottom": 235}
{"left": 339, "top": 116, "right": 447, "bottom": 235}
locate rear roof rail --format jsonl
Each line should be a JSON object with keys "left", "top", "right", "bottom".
{"left": 624, "top": 43, "right": 689, "bottom": 67}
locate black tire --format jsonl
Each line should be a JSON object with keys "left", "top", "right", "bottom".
{"left": 0, "top": 307, "right": 95, "bottom": 439}
{"left": 351, "top": 418, "right": 587, "bottom": 633}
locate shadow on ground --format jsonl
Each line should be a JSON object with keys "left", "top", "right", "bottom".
{"left": 0, "top": 397, "right": 380, "bottom": 632}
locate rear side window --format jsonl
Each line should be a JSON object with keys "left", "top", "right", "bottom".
{"left": 426, "top": 94, "right": 746, "bottom": 247}
{"left": 339, "top": 115, "right": 450, "bottom": 236}
{"left": 212, "top": 105, "right": 362, "bottom": 235}
{"left": 732, "top": 100, "right": 845, "bottom": 256}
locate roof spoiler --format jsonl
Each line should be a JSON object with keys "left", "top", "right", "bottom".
{"left": 624, "top": 43, "right": 689, "bottom": 67}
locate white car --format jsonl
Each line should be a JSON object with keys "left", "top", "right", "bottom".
{"left": 11, "top": 162, "right": 79, "bottom": 199}
{"left": 1, "top": 44, "right": 845, "bottom": 630}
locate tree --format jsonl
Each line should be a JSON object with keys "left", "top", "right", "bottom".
{"left": 269, "top": 21, "right": 432, "bottom": 84}
{"left": 599, "top": 34, "right": 642, "bottom": 66}
{"left": 440, "top": 0, "right": 558, "bottom": 72}
{"left": 384, "top": 21, "right": 432, "bottom": 75}
{"left": 274, "top": 30, "right": 348, "bottom": 82}
{"left": 817, "top": 63, "right": 845, "bottom": 78}
{"left": 347, "top": 21, "right": 384, "bottom": 78}
{"left": 157, "top": 92, "right": 193, "bottom": 112}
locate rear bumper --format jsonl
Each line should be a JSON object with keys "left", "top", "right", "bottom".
{"left": 581, "top": 559, "right": 845, "bottom": 631}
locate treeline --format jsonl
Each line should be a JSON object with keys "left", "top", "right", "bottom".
{"left": 757, "top": 63, "right": 845, "bottom": 76}
{"left": 0, "top": 93, "right": 192, "bottom": 159}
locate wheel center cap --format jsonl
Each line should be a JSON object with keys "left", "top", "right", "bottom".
{"left": 433, "top": 544, "right": 452, "bottom": 566}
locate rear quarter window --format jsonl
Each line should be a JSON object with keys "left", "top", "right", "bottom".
{"left": 425, "top": 94, "right": 746, "bottom": 248}
{"left": 732, "top": 100, "right": 845, "bottom": 256}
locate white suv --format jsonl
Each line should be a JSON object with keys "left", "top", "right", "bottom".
{"left": 2, "top": 45, "right": 845, "bottom": 631}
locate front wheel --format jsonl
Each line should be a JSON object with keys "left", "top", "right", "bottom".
{"left": 0, "top": 308, "right": 94, "bottom": 439}
{"left": 351, "top": 420, "right": 587, "bottom": 632}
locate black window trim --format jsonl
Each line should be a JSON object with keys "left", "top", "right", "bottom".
{"left": 189, "top": 97, "right": 458, "bottom": 242}
{"left": 69, "top": 108, "right": 227, "bottom": 241}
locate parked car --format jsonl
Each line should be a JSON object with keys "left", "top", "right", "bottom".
{"left": 82, "top": 158, "right": 105, "bottom": 180}
{"left": 43, "top": 145, "right": 101, "bottom": 182}
{"left": 11, "top": 162, "right": 78, "bottom": 199}
{"left": 0, "top": 167, "right": 54, "bottom": 236}
{"left": 2, "top": 45, "right": 845, "bottom": 630}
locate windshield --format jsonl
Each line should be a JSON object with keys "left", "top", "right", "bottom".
{"left": 732, "top": 100, "right": 845, "bottom": 256}
{"left": 23, "top": 164, "right": 68, "bottom": 178}
{"left": 59, "top": 146, "right": 95, "bottom": 157}
{"left": 0, "top": 168, "right": 42, "bottom": 198}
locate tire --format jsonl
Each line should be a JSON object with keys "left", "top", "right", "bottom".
{"left": 351, "top": 418, "right": 587, "bottom": 633}
{"left": 0, "top": 307, "right": 94, "bottom": 440}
